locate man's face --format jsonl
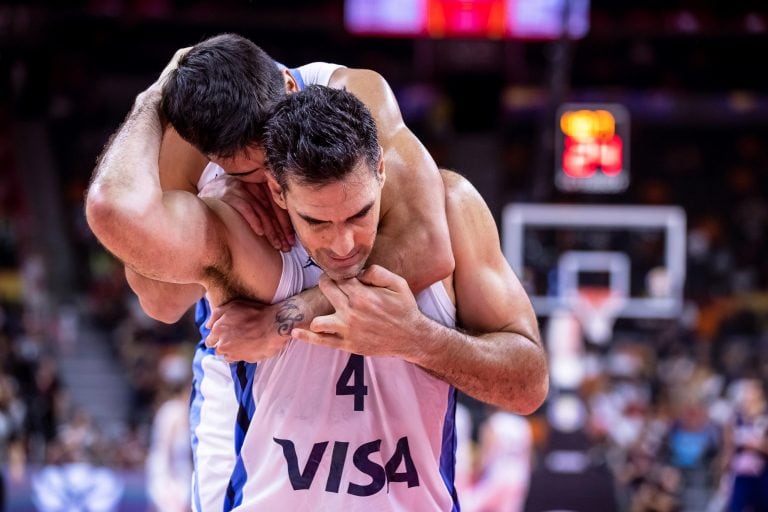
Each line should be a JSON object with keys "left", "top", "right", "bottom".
{"left": 209, "top": 146, "right": 268, "bottom": 183}
{"left": 269, "top": 160, "right": 385, "bottom": 281}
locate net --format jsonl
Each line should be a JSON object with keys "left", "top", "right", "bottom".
{"left": 566, "top": 286, "right": 625, "bottom": 345}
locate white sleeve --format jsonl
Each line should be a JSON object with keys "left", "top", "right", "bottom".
{"left": 197, "top": 161, "right": 224, "bottom": 190}
{"left": 295, "top": 62, "right": 346, "bottom": 87}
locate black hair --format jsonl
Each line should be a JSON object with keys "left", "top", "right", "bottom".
{"left": 264, "top": 85, "right": 380, "bottom": 190}
{"left": 161, "top": 33, "right": 284, "bottom": 158}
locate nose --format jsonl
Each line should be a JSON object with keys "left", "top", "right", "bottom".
{"left": 329, "top": 227, "right": 355, "bottom": 258}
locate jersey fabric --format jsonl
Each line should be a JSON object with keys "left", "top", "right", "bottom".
{"left": 192, "top": 241, "right": 459, "bottom": 511}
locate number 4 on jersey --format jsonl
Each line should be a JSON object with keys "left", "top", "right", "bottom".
{"left": 336, "top": 354, "right": 368, "bottom": 411}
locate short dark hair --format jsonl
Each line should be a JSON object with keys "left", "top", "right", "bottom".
{"left": 264, "top": 85, "right": 380, "bottom": 190}
{"left": 161, "top": 34, "right": 284, "bottom": 158}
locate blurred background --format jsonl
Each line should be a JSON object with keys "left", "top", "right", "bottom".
{"left": 2, "top": 0, "right": 768, "bottom": 511}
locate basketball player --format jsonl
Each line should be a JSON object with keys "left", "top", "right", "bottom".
{"left": 87, "top": 80, "right": 547, "bottom": 510}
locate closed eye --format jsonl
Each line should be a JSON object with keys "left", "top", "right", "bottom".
{"left": 304, "top": 217, "right": 326, "bottom": 226}
{"left": 349, "top": 204, "right": 373, "bottom": 221}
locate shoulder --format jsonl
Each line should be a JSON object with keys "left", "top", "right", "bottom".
{"left": 328, "top": 67, "right": 387, "bottom": 89}
{"left": 442, "top": 169, "right": 478, "bottom": 198}
{"left": 441, "top": 169, "right": 502, "bottom": 263}
{"left": 442, "top": 170, "right": 488, "bottom": 220}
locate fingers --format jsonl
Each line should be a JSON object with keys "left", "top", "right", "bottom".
{"left": 205, "top": 334, "right": 232, "bottom": 360}
{"left": 205, "top": 306, "right": 225, "bottom": 330}
{"left": 205, "top": 304, "right": 231, "bottom": 347}
{"left": 270, "top": 193, "right": 295, "bottom": 248}
{"left": 199, "top": 177, "right": 290, "bottom": 250}
{"left": 204, "top": 330, "right": 221, "bottom": 349}
{"left": 157, "top": 46, "right": 192, "bottom": 88}
{"left": 291, "top": 328, "right": 340, "bottom": 348}
{"left": 318, "top": 275, "right": 352, "bottom": 309}
{"left": 309, "top": 313, "right": 344, "bottom": 335}
{"left": 247, "top": 185, "right": 282, "bottom": 246}
{"left": 334, "top": 279, "right": 368, "bottom": 305}
{"left": 222, "top": 185, "right": 285, "bottom": 250}
{"left": 230, "top": 195, "right": 265, "bottom": 237}
{"left": 250, "top": 184, "right": 290, "bottom": 251}
{"left": 358, "top": 265, "right": 407, "bottom": 292}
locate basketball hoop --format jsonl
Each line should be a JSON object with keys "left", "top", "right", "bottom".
{"left": 566, "top": 287, "right": 625, "bottom": 345}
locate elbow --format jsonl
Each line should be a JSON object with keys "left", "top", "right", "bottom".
{"left": 420, "top": 232, "right": 455, "bottom": 287}
{"left": 86, "top": 181, "right": 156, "bottom": 252}
{"left": 85, "top": 184, "right": 113, "bottom": 239}
{"left": 431, "top": 244, "right": 455, "bottom": 283}
{"left": 141, "top": 301, "right": 188, "bottom": 324}
{"left": 85, "top": 182, "right": 134, "bottom": 245}
{"left": 514, "top": 375, "right": 549, "bottom": 416}
{"left": 506, "top": 348, "right": 550, "bottom": 416}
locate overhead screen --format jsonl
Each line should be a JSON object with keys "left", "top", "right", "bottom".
{"left": 345, "top": 0, "right": 590, "bottom": 39}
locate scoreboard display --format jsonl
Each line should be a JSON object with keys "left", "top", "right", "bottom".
{"left": 345, "top": 0, "right": 590, "bottom": 40}
{"left": 555, "top": 103, "right": 630, "bottom": 194}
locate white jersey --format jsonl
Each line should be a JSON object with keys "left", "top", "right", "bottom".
{"left": 192, "top": 242, "right": 459, "bottom": 511}
{"left": 295, "top": 62, "right": 342, "bottom": 89}
{"left": 190, "top": 62, "right": 459, "bottom": 511}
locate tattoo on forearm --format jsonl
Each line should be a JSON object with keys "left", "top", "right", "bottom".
{"left": 275, "top": 300, "right": 305, "bottom": 336}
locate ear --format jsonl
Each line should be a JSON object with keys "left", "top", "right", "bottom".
{"left": 266, "top": 173, "right": 287, "bottom": 209}
{"left": 376, "top": 146, "right": 386, "bottom": 187}
{"left": 283, "top": 69, "right": 299, "bottom": 94}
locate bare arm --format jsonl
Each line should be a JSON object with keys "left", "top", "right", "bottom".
{"left": 291, "top": 171, "right": 548, "bottom": 414}
{"left": 129, "top": 128, "right": 293, "bottom": 322}
{"left": 411, "top": 171, "right": 547, "bottom": 413}
{"left": 332, "top": 68, "right": 454, "bottom": 292}
{"left": 125, "top": 267, "right": 204, "bottom": 324}
{"left": 123, "top": 124, "right": 209, "bottom": 323}
{"left": 85, "top": 86, "right": 224, "bottom": 286}
{"left": 158, "top": 126, "right": 208, "bottom": 193}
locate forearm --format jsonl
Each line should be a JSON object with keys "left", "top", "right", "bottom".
{"left": 87, "top": 86, "right": 216, "bottom": 284}
{"left": 369, "top": 135, "right": 454, "bottom": 294}
{"left": 207, "top": 286, "right": 337, "bottom": 363}
{"left": 86, "top": 90, "right": 165, "bottom": 258}
{"left": 125, "top": 267, "right": 204, "bottom": 323}
{"left": 89, "top": 90, "right": 164, "bottom": 214}
{"left": 335, "top": 69, "right": 453, "bottom": 293}
{"left": 273, "top": 286, "right": 332, "bottom": 335}
{"left": 408, "top": 318, "right": 548, "bottom": 415}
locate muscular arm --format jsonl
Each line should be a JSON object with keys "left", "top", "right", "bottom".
{"left": 123, "top": 126, "right": 209, "bottom": 323}
{"left": 85, "top": 87, "right": 225, "bottom": 287}
{"left": 125, "top": 268, "right": 204, "bottom": 324}
{"left": 410, "top": 171, "right": 547, "bottom": 413}
{"left": 158, "top": 126, "right": 208, "bottom": 193}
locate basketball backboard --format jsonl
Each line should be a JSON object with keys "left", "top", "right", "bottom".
{"left": 502, "top": 204, "right": 686, "bottom": 319}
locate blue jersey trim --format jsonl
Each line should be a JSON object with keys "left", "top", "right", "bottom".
{"left": 274, "top": 60, "right": 306, "bottom": 92}
{"left": 223, "top": 361, "right": 258, "bottom": 510}
{"left": 190, "top": 298, "right": 212, "bottom": 512}
{"left": 288, "top": 67, "right": 306, "bottom": 91}
{"left": 439, "top": 386, "right": 460, "bottom": 512}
